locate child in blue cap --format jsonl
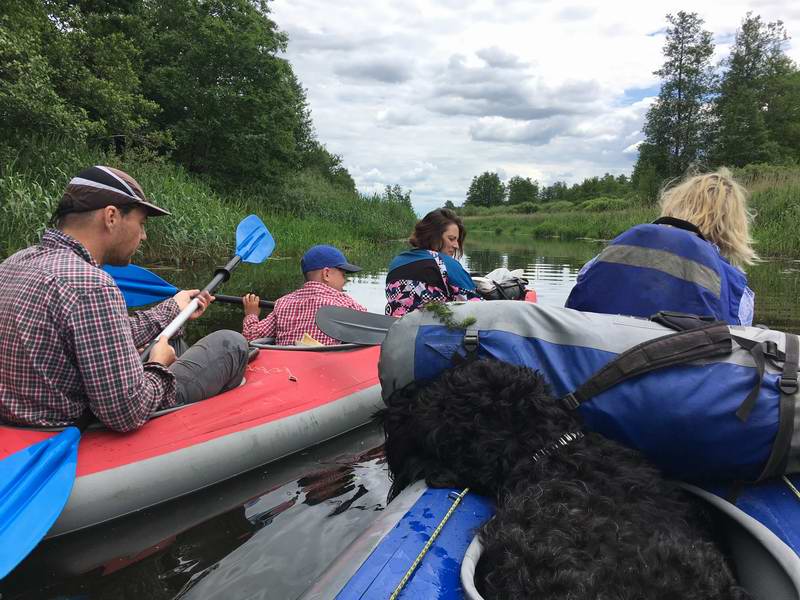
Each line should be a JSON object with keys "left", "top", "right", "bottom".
{"left": 241, "top": 245, "right": 367, "bottom": 345}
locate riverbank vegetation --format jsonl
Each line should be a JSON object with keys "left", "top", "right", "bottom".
{"left": 0, "top": 142, "right": 416, "bottom": 261}
{"left": 463, "top": 164, "right": 800, "bottom": 257}
{"left": 0, "top": 0, "right": 416, "bottom": 261}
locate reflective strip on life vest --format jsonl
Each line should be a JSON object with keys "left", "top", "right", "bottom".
{"left": 597, "top": 244, "right": 722, "bottom": 297}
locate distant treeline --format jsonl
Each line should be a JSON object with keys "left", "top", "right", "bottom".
{"left": 455, "top": 11, "right": 799, "bottom": 211}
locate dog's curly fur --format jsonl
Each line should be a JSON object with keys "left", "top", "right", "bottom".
{"left": 379, "top": 359, "right": 750, "bottom": 599}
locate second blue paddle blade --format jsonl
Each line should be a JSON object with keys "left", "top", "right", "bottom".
{"left": 0, "top": 427, "right": 80, "bottom": 579}
{"left": 103, "top": 265, "right": 178, "bottom": 307}
{"left": 236, "top": 215, "right": 275, "bottom": 264}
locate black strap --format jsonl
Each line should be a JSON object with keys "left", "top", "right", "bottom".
{"left": 650, "top": 310, "right": 720, "bottom": 332}
{"left": 560, "top": 322, "right": 733, "bottom": 410}
{"left": 758, "top": 333, "right": 799, "bottom": 480}
{"left": 780, "top": 333, "right": 799, "bottom": 396}
{"left": 652, "top": 217, "right": 707, "bottom": 241}
{"left": 463, "top": 328, "right": 479, "bottom": 356}
{"left": 731, "top": 336, "right": 767, "bottom": 422}
{"left": 494, "top": 284, "right": 512, "bottom": 300}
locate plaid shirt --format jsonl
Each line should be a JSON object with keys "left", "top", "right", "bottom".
{"left": 242, "top": 281, "right": 367, "bottom": 346}
{"left": 0, "top": 229, "right": 180, "bottom": 432}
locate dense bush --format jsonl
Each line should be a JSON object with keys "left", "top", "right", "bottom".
{"left": 511, "top": 202, "right": 539, "bottom": 214}
{"left": 578, "top": 197, "right": 631, "bottom": 212}
{"left": 540, "top": 201, "right": 575, "bottom": 212}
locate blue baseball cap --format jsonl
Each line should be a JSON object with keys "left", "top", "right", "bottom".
{"left": 301, "top": 245, "right": 362, "bottom": 274}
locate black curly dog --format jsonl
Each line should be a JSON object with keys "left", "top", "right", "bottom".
{"left": 380, "top": 359, "right": 749, "bottom": 599}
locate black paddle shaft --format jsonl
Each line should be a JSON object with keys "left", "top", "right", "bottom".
{"left": 214, "top": 294, "right": 274, "bottom": 309}
{"left": 204, "top": 256, "right": 242, "bottom": 293}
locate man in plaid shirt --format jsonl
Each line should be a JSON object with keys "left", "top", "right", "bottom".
{"left": 242, "top": 245, "right": 367, "bottom": 345}
{"left": 0, "top": 166, "right": 249, "bottom": 432}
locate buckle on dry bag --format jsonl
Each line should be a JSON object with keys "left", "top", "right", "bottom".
{"left": 561, "top": 392, "right": 580, "bottom": 410}
{"left": 463, "top": 328, "right": 479, "bottom": 356}
{"left": 780, "top": 375, "right": 798, "bottom": 395}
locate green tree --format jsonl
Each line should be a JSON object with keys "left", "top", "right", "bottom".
{"left": 764, "top": 70, "right": 800, "bottom": 161}
{"left": 40, "top": 0, "right": 159, "bottom": 147}
{"left": 640, "top": 12, "right": 715, "bottom": 178}
{"left": 383, "top": 184, "right": 412, "bottom": 211}
{"left": 714, "top": 14, "right": 796, "bottom": 166}
{"left": 631, "top": 157, "right": 661, "bottom": 203}
{"left": 139, "top": 0, "right": 304, "bottom": 187}
{"left": 299, "top": 140, "right": 356, "bottom": 193}
{"left": 507, "top": 176, "right": 539, "bottom": 205}
{"left": 0, "top": 2, "right": 88, "bottom": 149}
{"left": 465, "top": 172, "right": 506, "bottom": 206}
{"left": 443, "top": 200, "right": 456, "bottom": 209}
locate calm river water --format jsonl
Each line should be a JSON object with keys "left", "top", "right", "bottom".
{"left": 3, "top": 234, "right": 799, "bottom": 599}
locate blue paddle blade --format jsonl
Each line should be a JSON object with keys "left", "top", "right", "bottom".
{"left": 235, "top": 215, "right": 275, "bottom": 264}
{"left": 0, "top": 427, "right": 80, "bottom": 578}
{"left": 103, "top": 264, "right": 179, "bottom": 308}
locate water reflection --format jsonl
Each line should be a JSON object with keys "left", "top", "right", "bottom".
{"left": 463, "top": 235, "right": 599, "bottom": 308}
{"left": 1, "top": 425, "right": 388, "bottom": 600}
{"left": 176, "top": 446, "right": 386, "bottom": 599}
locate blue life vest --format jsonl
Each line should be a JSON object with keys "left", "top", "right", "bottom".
{"left": 566, "top": 220, "right": 751, "bottom": 326}
{"left": 387, "top": 249, "right": 476, "bottom": 292}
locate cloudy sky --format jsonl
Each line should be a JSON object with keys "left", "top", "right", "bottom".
{"left": 270, "top": 0, "right": 800, "bottom": 214}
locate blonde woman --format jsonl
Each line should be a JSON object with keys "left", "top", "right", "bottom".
{"left": 566, "top": 168, "right": 757, "bottom": 325}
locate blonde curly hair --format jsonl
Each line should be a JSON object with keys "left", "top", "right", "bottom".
{"left": 659, "top": 168, "right": 757, "bottom": 268}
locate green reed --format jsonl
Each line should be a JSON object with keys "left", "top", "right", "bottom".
{"left": 0, "top": 142, "right": 417, "bottom": 262}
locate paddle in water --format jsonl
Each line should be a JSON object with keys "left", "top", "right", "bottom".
{"left": 0, "top": 215, "right": 273, "bottom": 579}
{"left": 104, "top": 264, "right": 274, "bottom": 309}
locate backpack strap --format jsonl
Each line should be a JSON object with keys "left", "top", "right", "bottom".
{"left": 729, "top": 335, "right": 767, "bottom": 422}
{"left": 569, "top": 310, "right": 775, "bottom": 425}
{"left": 757, "top": 332, "right": 799, "bottom": 481}
{"left": 650, "top": 310, "right": 719, "bottom": 332}
{"left": 653, "top": 313, "right": 768, "bottom": 422}
{"left": 560, "top": 322, "right": 733, "bottom": 410}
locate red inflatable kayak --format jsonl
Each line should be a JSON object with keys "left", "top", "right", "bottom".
{"left": 0, "top": 343, "right": 381, "bottom": 538}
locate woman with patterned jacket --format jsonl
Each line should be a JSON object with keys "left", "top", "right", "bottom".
{"left": 385, "top": 208, "right": 482, "bottom": 317}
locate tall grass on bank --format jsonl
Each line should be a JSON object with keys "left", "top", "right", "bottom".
{"left": 465, "top": 208, "right": 657, "bottom": 241}
{"left": 463, "top": 164, "right": 800, "bottom": 257}
{"left": 0, "top": 143, "right": 417, "bottom": 262}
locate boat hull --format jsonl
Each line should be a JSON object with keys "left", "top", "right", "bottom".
{"left": 0, "top": 344, "right": 382, "bottom": 537}
{"left": 309, "top": 481, "right": 800, "bottom": 600}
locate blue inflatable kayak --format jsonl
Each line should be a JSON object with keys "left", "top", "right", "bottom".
{"left": 298, "top": 479, "right": 800, "bottom": 600}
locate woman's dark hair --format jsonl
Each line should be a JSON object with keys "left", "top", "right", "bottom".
{"left": 409, "top": 208, "right": 466, "bottom": 258}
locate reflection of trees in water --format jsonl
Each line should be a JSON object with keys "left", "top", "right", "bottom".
{"left": 2, "top": 444, "right": 388, "bottom": 600}
{"left": 167, "top": 445, "right": 387, "bottom": 597}
{"left": 748, "top": 259, "right": 800, "bottom": 333}
{"left": 295, "top": 444, "right": 385, "bottom": 513}
{"left": 464, "top": 239, "right": 598, "bottom": 281}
